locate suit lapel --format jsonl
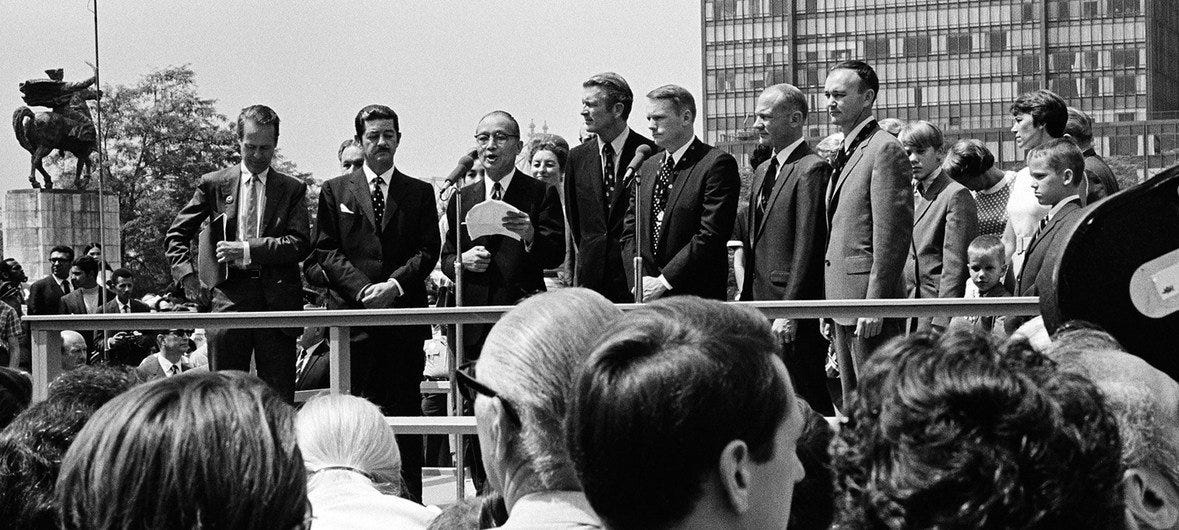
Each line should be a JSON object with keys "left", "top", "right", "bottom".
{"left": 827, "top": 145, "right": 867, "bottom": 210}
{"left": 913, "top": 171, "right": 948, "bottom": 226}
{"left": 260, "top": 169, "right": 282, "bottom": 236}
{"left": 382, "top": 170, "right": 405, "bottom": 232}
{"left": 346, "top": 170, "right": 377, "bottom": 229}
{"left": 221, "top": 168, "right": 242, "bottom": 236}
{"left": 466, "top": 179, "right": 488, "bottom": 246}
{"left": 1024, "top": 200, "right": 1079, "bottom": 259}
{"left": 662, "top": 139, "right": 703, "bottom": 231}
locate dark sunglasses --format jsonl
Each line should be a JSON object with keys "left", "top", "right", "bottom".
{"left": 454, "top": 362, "right": 520, "bottom": 425}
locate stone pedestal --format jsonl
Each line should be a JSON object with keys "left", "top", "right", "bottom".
{"left": 4, "top": 189, "right": 121, "bottom": 281}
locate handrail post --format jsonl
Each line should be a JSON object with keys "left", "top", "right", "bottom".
{"left": 328, "top": 326, "right": 351, "bottom": 395}
{"left": 31, "top": 328, "right": 62, "bottom": 401}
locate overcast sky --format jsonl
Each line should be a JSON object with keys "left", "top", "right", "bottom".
{"left": 2, "top": 1, "right": 702, "bottom": 196}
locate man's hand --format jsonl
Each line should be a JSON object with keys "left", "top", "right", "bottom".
{"left": 215, "top": 241, "right": 246, "bottom": 263}
{"left": 820, "top": 319, "right": 833, "bottom": 340}
{"left": 1010, "top": 316, "right": 1050, "bottom": 352}
{"left": 501, "top": 211, "right": 534, "bottom": 244}
{"left": 462, "top": 246, "right": 491, "bottom": 273}
{"left": 855, "top": 317, "right": 883, "bottom": 338}
{"left": 360, "top": 280, "right": 401, "bottom": 309}
{"left": 641, "top": 276, "right": 668, "bottom": 301}
{"left": 771, "top": 318, "right": 797, "bottom": 343}
{"left": 179, "top": 273, "right": 202, "bottom": 302}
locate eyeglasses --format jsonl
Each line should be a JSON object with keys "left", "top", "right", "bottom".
{"left": 49, "top": 257, "right": 71, "bottom": 262}
{"left": 454, "top": 361, "right": 520, "bottom": 425}
{"left": 474, "top": 132, "right": 518, "bottom": 146}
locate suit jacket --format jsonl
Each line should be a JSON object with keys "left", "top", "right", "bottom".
{"left": 739, "top": 142, "right": 829, "bottom": 304}
{"left": 164, "top": 165, "right": 311, "bottom": 314}
{"left": 136, "top": 353, "right": 203, "bottom": 380}
{"left": 904, "top": 171, "right": 979, "bottom": 329}
{"left": 442, "top": 171, "right": 565, "bottom": 304}
{"left": 27, "top": 276, "right": 69, "bottom": 316}
{"left": 102, "top": 298, "right": 152, "bottom": 314}
{"left": 824, "top": 121, "right": 913, "bottom": 325}
{"left": 1016, "top": 199, "right": 1082, "bottom": 297}
{"left": 313, "top": 168, "right": 440, "bottom": 342}
{"left": 294, "top": 339, "right": 330, "bottom": 391}
{"left": 622, "top": 138, "right": 740, "bottom": 300}
{"left": 563, "top": 130, "right": 657, "bottom": 301}
{"left": 59, "top": 288, "right": 116, "bottom": 315}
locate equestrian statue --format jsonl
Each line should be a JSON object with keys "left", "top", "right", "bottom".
{"left": 13, "top": 68, "right": 101, "bottom": 189}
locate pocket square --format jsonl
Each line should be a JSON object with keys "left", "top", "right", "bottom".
{"left": 340, "top": 203, "right": 355, "bottom": 214}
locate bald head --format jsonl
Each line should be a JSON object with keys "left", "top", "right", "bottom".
{"left": 478, "top": 110, "right": 520, "bottom": 137}
{"left": 61, "top": 330, "right": 88, "bottom": 370}
{"left": 753, "top": 84, "right": 808, "bottom": 150}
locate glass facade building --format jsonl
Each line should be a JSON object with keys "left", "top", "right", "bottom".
{"left": 701, "top": 0, "right": 1179, "bottom": 178}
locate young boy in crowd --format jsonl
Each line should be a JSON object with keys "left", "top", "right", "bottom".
{"left": 950, "top": 234, "right": 1010, "bottom": 337}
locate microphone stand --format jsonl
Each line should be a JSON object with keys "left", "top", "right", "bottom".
{"left": 632, "top": 166, "right": 645, "bottom": 304}
{"left": 441, "top": 180, "right": 468, "bottom": 499}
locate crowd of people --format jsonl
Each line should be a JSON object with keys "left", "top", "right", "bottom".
{"left": 0, "top": 57, "right": 1171, "bottom": 528}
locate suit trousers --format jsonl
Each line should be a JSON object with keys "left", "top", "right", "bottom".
{"left": 782, "top": 321, "right": 834, "bottom": 416}
{"left": 351, "top": 326, "right": 426, "bottom": 503}
{"left": 833, "top": 318, "right": 904, "bottom": 408}
{"left": 208, "top": 278, "right": 297, "bottom": 403}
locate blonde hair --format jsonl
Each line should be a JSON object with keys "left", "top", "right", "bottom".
{"left": 297, "top": 394, "right": 402, "bottom": 494}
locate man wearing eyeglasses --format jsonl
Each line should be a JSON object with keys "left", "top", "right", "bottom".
{"left": 441, "top": 110, "right": 565, "bottom": 356}
{"left": 311, "top": 104, "right": 440, "bottom": 502}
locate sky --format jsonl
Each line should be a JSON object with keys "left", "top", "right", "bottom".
{"left": 2, "top": 1, "right": 703, "bottom": 194}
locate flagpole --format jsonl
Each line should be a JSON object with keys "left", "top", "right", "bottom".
{"left": 91, "top": 0, "right": 113, "bottom": 355}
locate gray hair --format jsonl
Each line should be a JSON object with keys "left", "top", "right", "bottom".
{"left": 296, "top": 394, "right": 402, "bottom": 494}
{"left": 479, "top": 288, "right": 622, "bottom": 492}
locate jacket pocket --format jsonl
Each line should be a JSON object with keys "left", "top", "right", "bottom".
{"left": 845, "top": 255, "right": 872, "bottom": 274}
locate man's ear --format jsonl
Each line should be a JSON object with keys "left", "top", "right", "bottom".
{"left": 1123, "top": 468, "right": 1179, "bottom": 529}
{"left": 1063, "top": 168, "right": 1077, "bottom": 186}
{"left": 486, "top": 398, "right": 515, "bottom": 464}
{"left": 717, "top": 439, "right": 753, "bottom": 514}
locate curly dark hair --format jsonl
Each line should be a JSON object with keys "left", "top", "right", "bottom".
{"left": 831, "top": 330, "right": 1124, "bottom": 528}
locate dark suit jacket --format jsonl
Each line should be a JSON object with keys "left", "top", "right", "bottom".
{"left": 313, "top": 168, "right": 440, "bottom": 342}
{"left": 441, "top": 171, "right": 565, "bottom": 309}
{"left": 904, "top": 171, "right": 979, "bottom": 329}
{"left": 1016, "top": 198, "right": 1082, "bottom": 297}
{"left": 824, "top": 121, "right": 913, "bottom": 325}
{"left": 294, "top": 339, "right": 330, "bottom": 391}
{"left": 59, "top": 288, "right": 116, "bottom": 315}
{"left": 563, "top": 129, "right": 657, "bottom": 301}
{"left": 101, "top": 298, "right": 152, "bottom": 314}
{"left": 739, "top": 142, "right": 829, "bottom": 304}
{"left": 164, "top": 165, "right": 311, "bottom": 315}
{"left": 622, "top": 138, "right": 740, "bottom": 300}
{"left": 27, "top": 276, "right": 69, "bottom": 316}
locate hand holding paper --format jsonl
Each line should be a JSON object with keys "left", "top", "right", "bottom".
{"left": 466, "top": 199, "right": 525, "bottom": 241}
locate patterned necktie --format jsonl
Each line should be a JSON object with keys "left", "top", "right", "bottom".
{"left": 169, "top": 365, "right": 179, "bottom": 376}
{"left": 651, "top": 155, "right": 676, "bottom": 254}
{"left": 243, "top": 175, "right": 260, "bottom": 240}
{"left": 755, "top": 156, "right": 781, "bottom": 232}
{"left": 492, "top": 181, "right": 503, "bottom": 201}
{"left": 371, "top": 177, "right": 385, "bottom": 227}
{"left": 122, "top": 303, "right": 130, "bottom": 314}
{"left": 602, "top": 142, "right": 616, "bottom": 202}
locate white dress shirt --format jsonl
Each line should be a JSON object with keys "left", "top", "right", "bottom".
{"left": 236, "top": 163, "right": 269, "bottom": 265}
{"left": 156, "top": 353, "right": 183, "bottom": 377}
{"left": 484, "top": 171, "right": 515, "bottom": 202}
{"left": 597, "top": 127, "right": 631, "bottom": 179}
{"left": 362, "top": 163, "right": 395, "bottom": 206}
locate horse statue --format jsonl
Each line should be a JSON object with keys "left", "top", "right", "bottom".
{"left": 13, "top": 71, "right": 101, "bottom": 190}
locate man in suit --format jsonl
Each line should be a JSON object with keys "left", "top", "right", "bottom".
{"left": 441, "top": 110, "right": 565, "bottom": 351}
{"left": 1008, "top": 138, "right": 1086, "bottom": 333}
{"left": 27, "top": 245, "right": 74, "bottom": 317}
{"left": 622, "top": 85, "right": 740, "bottom": 301}
{"left": 165, "top": 104, "right": 310, "bottom": 403}
{"left": 136, "top": 329, "right": 205, "bottom": 380}
{"left": 102, "top": 268, "right": 151, "bottom": 314}
{"left": 737, "top": 83, "right": 832, "bottom": 414}
{"left": 899, "top": 121, "right": 978, "bottom": 332}
{"left": 822, "top": 61, "right": 913, "bottom": 404}
{"left": 312, "top": 104, "right": 440, "bottom": 501}
{"left": 564, "top": 73, "right": 657, "bottom": 302}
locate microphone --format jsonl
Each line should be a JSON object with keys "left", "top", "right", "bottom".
{"left": 620, "top": 144, "right": 653, "bottom": 188}
{"left": 439, "top": 149, "right": 479, "bottom": 197}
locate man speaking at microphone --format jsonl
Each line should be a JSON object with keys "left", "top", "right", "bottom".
{"left": 441, "top": 110, "right": 565, "bottom": 356}
{"left": 311, "top": 104, "right": 440, "bottom": 501}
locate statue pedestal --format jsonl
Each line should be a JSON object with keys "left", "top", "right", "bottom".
{"left": 4, "top": 189, "right": 121, "bottom": 281}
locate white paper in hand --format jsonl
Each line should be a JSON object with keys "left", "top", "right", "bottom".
{"left": 465, "top": 199, "right": 523, "bottom": 240}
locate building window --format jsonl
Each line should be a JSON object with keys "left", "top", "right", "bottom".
{"left": 1110, "top": 0, "right": 1141, "bottom": 15}
{"left": 904, "top": 35, "right": 932, "bottom": 57}
{"left": 1050, "top": 0, "right": 1072, "bottom": 19}
{"left": 989, "top": 30, "right": 1008, "bottom": 52}
{"left": 1020, "top": 2, "right": 1036, "bottom": 21}
{"left": 1113, "top": 75, "right": 1137, "bottom": 95}
{"left": 1116, "top": 112, "right": 1137, "bottom": 122}
{"left": 947, "top": 34, "right": 972, "bottom": 55}
{"left": 1050, "top": 77, "right": 1079, "bottom": 99}
{"left": 1082, "top": 1, "right": 1100, "bottom": 16}
{"left": 1111, "top": 135, "right": 1137, "bottom": 155}
{"left": 1111, "top": 49, "right": 1141, "bottom": 69}
{"left": 1018, "top": 80, "right": 1040, "bottom": 94}
{"left": 864, "top": 37, "right": 890, "bottom": 59}
{"left": 773, "top": 0, "right": 792, "bottom": 16}
{"left": 1018, "top": 54, "right": 1040, "bottom": 74}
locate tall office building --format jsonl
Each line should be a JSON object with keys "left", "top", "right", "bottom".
{"left": 701, "top": 0, "right": 1179, "bottom": 178}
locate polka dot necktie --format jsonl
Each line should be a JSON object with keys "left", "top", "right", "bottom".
{"left": 371, "top": 177, "right": 385, "bottom": 227}
{"left": 651, "top": 156, "right": 675, "bottom": 254}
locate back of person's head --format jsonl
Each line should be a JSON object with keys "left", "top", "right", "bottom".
{"left": 297, "top": 393, "right": 403, "bottom": 494}
{"left": 1064, "top": 106, "right": 1095, "bottom": 147}
{"left": 1048, "top": 324, "right": 1179, "bottom": 529}
{"left": 426, "top": 492, "right": 508, "bottom": 530}
{"left": 55, "top": 371, "right": 307, "bottom": 530}
{"left": 788, "top": 399, "right": 835, "bottom": 530}
{"left": 941, "top": 139, "right": 995, "bottom": 184}
{"left": 568, "top": 296, "right": 804, "bottom": 530}
{"left": 877, "top": 117, "right": 905, "bottom": 136}
{"left": 832, "top": 330, "right": 1124, "bottom": 528}
{"left": 0, "top": 367, "right": 31, "bottom": 430}
{"left": 1027, "top": 137, "right": 1086, "bottom": 182}
{"left": 1011, "top": 89, "right": 1069, "bottom": 138}
{"left": 71, "top": 256, "right": 98, "bottom": 278}
{"left": 477, "top": 288, "right": 621, "bottom": 494}
{"left": 46, "top": 364, "right": 144, "bottom": 408}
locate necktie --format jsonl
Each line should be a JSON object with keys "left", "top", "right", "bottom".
{"left": 755, "top": 157, "right": 781, "bottom": 232}
{"left": 602, "top": 142, "right": 616, "bottom": 202}
{"left": 122, "top": 303, "right": 130, "bottom": 314}
{"left": 371, "top": 177, "right": 385, "bottom": 227}
{"left": 492, "top": 181, "right": 503, "bottom": 201}
{"left": 651, "top": 156, "right": 675, "bottom": 255}
{"left": 827, "top": 121, "right": 879, "bottom": 215}
{"left": 243, "top": 175, "right": 260, "bottom": 240}
{"left": 61, "top": 279, "right": 71, "bottom": 294}
{"left": 169, "top": 365, "right": 179, "bottom": 376}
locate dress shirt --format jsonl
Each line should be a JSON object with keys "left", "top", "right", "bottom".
{"left": 654, "top": 137, "right": 698, "bottom": 291}
{"left": 597, "top": 128, "right": 631, "bottom": 179}
{"left": 773, "top": 137, "right": 806, "bottom": 168}
{"left": 484, "top": 171, "right": 515, "bottom": 202}
{"left": 236, "top": 163, "right": 270, "bottom": 265}
{"left": 497, "top": 490, "right": 602, "bottom": 529}
{"left": 362, "top": 163, "right": 395, "bottom": 205}
{"left": 1045, "top": 195, "right": 1080, "bottom": 221}
{"left": 156, "top": 353, "right": 184, "bottom": 377}
{"left": 841, "top": 115, "right": 877, "bottom": 153}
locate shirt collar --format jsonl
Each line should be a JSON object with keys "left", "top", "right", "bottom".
{"left": 486, "top": 171, "right": 514, "bottom": 199}
{"left": 363, "top": 163, "right": 396, "bottom": 186}
{"left": 841, "top": 115, "right": 876, "bottom": 151}
{"left": 773, "top": 137, "right": 806, "bottom": 166}
{"left": 598, "top": 127, "right": 630, "bottom": 157}
{"left": 240, "top": 163, "right": 270, "bottom": 183}
{"left": 156, "top": 353, "right": 182, "bottom": 375}
{"left": 1047, "top": 195, "right": 1080, "bottom": 220}
{"left": 666, "top": 136, "right": 697, "bottom": 167}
